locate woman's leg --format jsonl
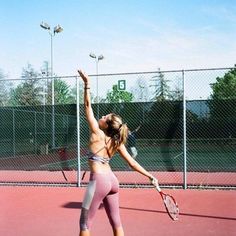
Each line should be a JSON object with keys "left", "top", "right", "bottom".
{"left": 103, "top": 193, "right": 124, "bottom": 236}
{"left": 79, "top": 173, "right": 111, "bottom": 234}
{"left": 103, "top": 171, "right": 124, "bottom": 236}
{"left": 79, "top": 180, "right": 101, "bottom": 234}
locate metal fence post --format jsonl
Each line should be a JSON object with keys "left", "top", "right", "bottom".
{"left": 76, "top": 76, "right": 81, "bottom": 187}
{"left": 182, "top": 70, "right": 187, "bottom": 189}
{"left": 13, "top": 109, "right": 16, "bottom": 157}
{"left": 34, "top": 111, "right": 37, "bottom": 154}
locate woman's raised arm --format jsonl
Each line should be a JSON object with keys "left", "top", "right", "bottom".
{"left": 78, "top": 70, "right": 99, "bottom": 133}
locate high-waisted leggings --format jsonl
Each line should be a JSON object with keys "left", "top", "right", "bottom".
{"left": 80, "top": 171, "right": 122, "bottom": 231}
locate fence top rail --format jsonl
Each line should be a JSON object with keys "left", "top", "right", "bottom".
{"left": 0, "top": 66, "right": 234, "bottom": 82}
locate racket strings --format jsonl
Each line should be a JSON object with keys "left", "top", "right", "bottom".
{"left": 164, "top": 195, "right": 179, "bottom": 220}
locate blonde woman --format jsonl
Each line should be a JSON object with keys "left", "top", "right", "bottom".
{"left": 78, "top": 70, "right": 158, "bottom": 236}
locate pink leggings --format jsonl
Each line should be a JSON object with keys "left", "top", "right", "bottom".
{"left": 80, "top": 171, "right": 122, "bottom": 231}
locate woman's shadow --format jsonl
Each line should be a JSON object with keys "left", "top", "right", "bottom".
{"left": 62, "top": 202, "right": 104, "bottom": 209}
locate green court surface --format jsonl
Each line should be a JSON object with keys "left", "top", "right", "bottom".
{"left": 38, "top": 142, "right": 235, "bottom": 173}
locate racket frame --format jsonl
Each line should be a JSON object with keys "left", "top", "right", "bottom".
{"left": 156, "top": 187, "right": 179, "bottom": 221}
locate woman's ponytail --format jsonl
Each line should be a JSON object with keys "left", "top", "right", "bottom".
{"left": 105, "top": 113, "right": 128, "bottom": 146}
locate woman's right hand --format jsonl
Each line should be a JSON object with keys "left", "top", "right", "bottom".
{"left": 78, "top": 69, "right": 89, "bottom": 85}
{"left": 150, "top": 176, "right": 161, "bottom": 192}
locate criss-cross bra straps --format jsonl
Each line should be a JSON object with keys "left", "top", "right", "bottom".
{"left": 88, "top": 137, "right": 112, "bottom": 161}
{"left": 104, "top": 137, "right": 112, "bottom": 158}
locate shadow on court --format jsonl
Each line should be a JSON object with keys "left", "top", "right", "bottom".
{"left": 62, "top": 202, "right": 104, "bottom": 210}
{"left": 120, "top": 206, "right": 236, "bottom": 221}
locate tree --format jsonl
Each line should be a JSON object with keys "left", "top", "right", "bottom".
{"left": 8, "top": 62, "right": 75, "bottom": 106}
{"left": 150, "top": 70, "right": 171, "bottom": 101}
{"left": 210, "top": 67, "right": 236, "bottom": 100}
{"left": 9, "top": 64, "right": 41, "bottom": 106}
{"left": 54, "top": 78, "right": 74, "bottom": 104}
{"left": 208, "top": 66, "right": 236, "bottom": 138}
{"left": 0, "top": 69, "right": 12, "bottom": 106}
{"left": 106, "top": 84, "right": 134, "bottom": 103}
{"left": 70, "top": 83, "right": 87, "bottom": 104}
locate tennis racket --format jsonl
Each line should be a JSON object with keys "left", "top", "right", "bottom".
{"left": 155, "top": 186, "right": 179, "bottom": 221}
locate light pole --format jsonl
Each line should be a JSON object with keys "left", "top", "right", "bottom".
{"left": 40, "top": 21, "right": 63, "bottom": 147}
{"left": 89, "top": 53, "right": 104, "bottom": 119}
{"left": 40, "top": 21, "right": 63, "bottom": 105}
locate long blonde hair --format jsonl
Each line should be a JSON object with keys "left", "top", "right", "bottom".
{"left": 105, "top": 113, "right": 128, "bottom": 147}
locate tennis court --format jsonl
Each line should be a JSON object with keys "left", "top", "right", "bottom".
{"left": 0, "top": 69, "right": 235, "bottom": 235}
{"left": 0, "top": 186, "right": 235, "bottom": 236}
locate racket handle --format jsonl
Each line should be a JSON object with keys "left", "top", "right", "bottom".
{"left": 150, "top": 176, "right": 160, "bottom": 191}
{"left": 155, "top": 185, "right": 161, "bottom": 192}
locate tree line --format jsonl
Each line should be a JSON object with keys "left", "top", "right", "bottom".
{"left": 1, "top": 64, "right": 236, "bottom": 107}
{"left": 0, "top": 64, "right": 235, "bottom": 141}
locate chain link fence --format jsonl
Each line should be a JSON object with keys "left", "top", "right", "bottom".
{"left": 0, "top": 68, "right": 235, "bottom": 188}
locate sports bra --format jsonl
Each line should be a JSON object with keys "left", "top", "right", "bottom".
{"left": 88, "top": 137, "right": 112, "bottom": 164}
{"left": 88, "top": 152, "right": 110, "bottom": 164}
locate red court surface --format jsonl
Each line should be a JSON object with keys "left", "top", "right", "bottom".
{"left": 1, "top": 170, "right": 236, "bottom": 186}
{"left": 0, "top": 186, "right": 235, "bottom": 236}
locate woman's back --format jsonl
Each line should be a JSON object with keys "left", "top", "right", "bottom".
{"left": 88, "top": 130, "right": 118, "bottom": 173}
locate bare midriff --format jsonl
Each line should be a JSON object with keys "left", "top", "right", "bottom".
{"left": 88, "top": 160, "right": 112, "bottom": 173}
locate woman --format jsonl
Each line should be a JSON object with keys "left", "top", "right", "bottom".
{"left": 78, "top": 70, "right": 159, "bottom": 236}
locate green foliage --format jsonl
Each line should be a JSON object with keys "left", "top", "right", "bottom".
{"left": 70, "top": 84, "right": 85, "bottom": 104}
{"left": 0, "top": 69, "right": 12, "bottom": 106}
{"left": 151, "top": 71, "right": 171, "bottom": 101}
{"left": 8, "top": 63, "right": 76, "bottom": 106}
{"left": 208, "top": 67, "right": 236, "bottom": 137}
{"left": 54, "top": 79, "right": 74, "bottom": 104}
{"left": 9, "top": 64, "right": 42, "bottom": 106}
{"left": 211, "top": 66, "right": 236, "bottom": 100}
{"left": 106, "top": 84, "right": 134, "bottom": 103}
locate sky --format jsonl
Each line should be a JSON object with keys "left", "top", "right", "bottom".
{"left": 0, "top": 0, "right": 236, "bottom": 98}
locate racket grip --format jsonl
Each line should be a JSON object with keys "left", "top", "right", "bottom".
{"left": 150, "top": 176, "right": 159, "bottom": 189}
{"left": 156, "top": 185, "right": 161, "bottom": 192}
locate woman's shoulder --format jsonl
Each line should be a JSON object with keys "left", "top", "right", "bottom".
{"left": 90, "top": 129, "right": 104, "bottom": 142}
{"left": 91, "top": 128, "right": 105, "bottom": 136}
